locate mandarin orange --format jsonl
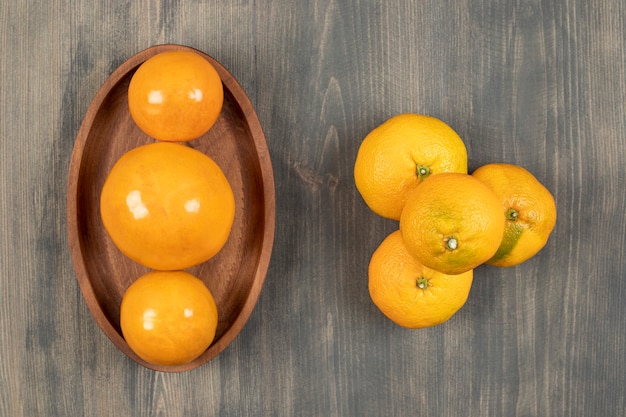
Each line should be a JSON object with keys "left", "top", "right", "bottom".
{"left": 128, "top": 50, "right": 224, "bottom": 142}
{"left": 120, "top": 270, "right": 219, "bottom": 366}
{"left": 369, "top": 230, "right": 474, "bottom": 328}
{"left": 399, "top": 173, "right": 504, "bottom": 275}
{"left": 354, "top": 114, "right": 467, "bottom": 220}
{"left": 100, "top": 142, "right": 235, "bottom": 270}
{"left": 472, "top": 163, "right": 557, "bottom": 267}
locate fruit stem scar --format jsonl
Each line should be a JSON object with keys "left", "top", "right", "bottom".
{"left": 416, "top": 277, "right": 429, "bottom": 289}
{"left": 445, "top": 237, "right": 458, "bottom": 251}
{"left": 506, "top": 208, "right": 519, "bottom": 221}
{"left": 416, "top": 164, "right": 431, "bottom": 181}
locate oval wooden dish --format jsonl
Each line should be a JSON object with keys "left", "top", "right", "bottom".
{"left": 67, "top": 45, "right": 275, "bottom": 372}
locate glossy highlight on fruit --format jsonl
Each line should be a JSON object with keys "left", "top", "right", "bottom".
{"left": 120, "top": 271, "right": 219, "bottom": 367}
{"left": 128, "top": 50, "right": 224, "bottom": 141}
{"left": 100, "top": 142, "right": 235, "bottom": 270}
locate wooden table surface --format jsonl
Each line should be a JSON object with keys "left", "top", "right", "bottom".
{"left": 1, "top": 1, "right": 625, "bottom": 416}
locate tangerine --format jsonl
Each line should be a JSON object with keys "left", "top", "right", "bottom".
{"left": 128, "top": 50, "right": 224, "bottom": 142}
{"left": 120, "top": 270, "right": 219, "bottom": 366}
{"left": 100, "top": 142, "right": 235, "bottom": 270}
{"left": 399, "top": 173, "right": 505, "bottom": 275}
{"left": 471, "top": 163, "right": 557, "bottom": 267}
{"left": 368, "top": 230, "right": 473, "bottom": 328}
{"left": 354, "top": 113, "right": 467, "bottom": 220}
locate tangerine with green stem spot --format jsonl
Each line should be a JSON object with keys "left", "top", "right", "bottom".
{"left": 472, "top": 163, "right": 557, "bottom": 267}
{"left": 399, "top": 173, "right": 505, "bottom": 275}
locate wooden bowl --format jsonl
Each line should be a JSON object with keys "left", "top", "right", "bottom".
{"left": 66, "top": 45, "right": 275, "bottom": 372}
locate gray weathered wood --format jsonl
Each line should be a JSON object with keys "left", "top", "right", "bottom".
{"left": 1, "top": 0, "right": 624, "bottom": 416}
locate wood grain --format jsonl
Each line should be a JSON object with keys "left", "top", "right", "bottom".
{"left": 1, "top": 0, "right": 625, "bottom": 415}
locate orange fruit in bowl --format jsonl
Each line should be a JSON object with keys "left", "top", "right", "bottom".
{"left": 399, "top": 173, "right": 505, "bottom": 275}
{"left": 100, "top": 142, "right": 235, "bottom": 270}
{"left": 128, "top": 50, "right": 224, "bottom": 142}
{"left": 120, "top": 270, "right": 219, "bottom": 366}
{"left": 354, "top": 113, "right": 468, "bottom": 220}
{"left": 368, "top": 230, "right": 473, "bottom": 328}
{"left": 471, "top": 163, "right": 557, "bottom": 267}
